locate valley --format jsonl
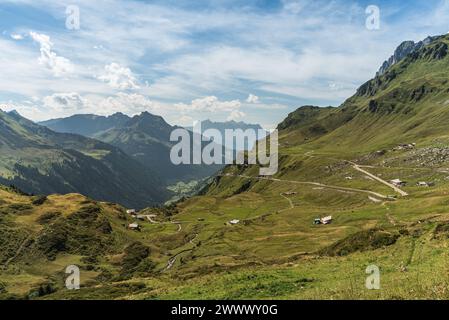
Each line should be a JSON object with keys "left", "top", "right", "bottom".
{"left": 2, "top": 33, "right": 449, "bottom": 300}
{"left": 2, "top": 135, "right": 449, "bottom": 300}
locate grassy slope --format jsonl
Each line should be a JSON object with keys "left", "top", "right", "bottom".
{"left": 0, "top": 185, "right": 187, "bottom": 299}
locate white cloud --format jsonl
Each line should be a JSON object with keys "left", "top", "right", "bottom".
{"left": 97, "top": 92, "right": 157, "bottom": 115}
{"left": 150, "top": 43, "right": 381, "bottom": 103}
{"left": 173, "top": 96, "right": 246, "bottom": 123}
{"left": 41, "top": 92, "right": 161, "bottom": 116}
{"left": 10, "top": 33, "right": 24, "bottom": 40}
{"left": 42, "top": 92, "right": 86, "bottom": 112}
{"left": 4, "top": 0, "right": 449, "bottom": 125}
{"left": 177, "top": 115, "right": 194, "bottom": 126}
{"left": 245, "top": 102, "right": 288, "bottom": 110}
{"left": 98, "top": 63, "right": 140, "bottom": 90}
{"left": 227, "top": 110, "right": 246, "bottom": 121}
{"left": 29, "top": 31, "right": 74, "bottom": 77}
{"left": 246, "top": 94, "right": 259, "bottom": 104}
{"left": 175, "top": 96, "right": 241, "bottom": 113}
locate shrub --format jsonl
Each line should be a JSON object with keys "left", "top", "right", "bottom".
{"left": 121, "top": 242, "right": 150, "bottom": 276}
{"left": 433, "top": 222, "right": 449, "bottom": 239}
{"left": 96, "top": 217, "right": 113, "bottom": 234}
{"left": 28, "top": 281, "right": 57, "bottom": 299}
{"left": 36, "top": 224, "right": 68, "bottom": 260}
{"left": 37, "top": 212, "right": 61, "bottom": 225}
{"left": 320, "top": 229, "right": 399, "bottom": 257}
{"left": 0, "top": 281, "right": 7, "bottom": 293}
{"left": 32, "top": 195, "right": 48, "bottom": 206}
{"left": 6, "top": 204, "right": 33, "bottom": 215}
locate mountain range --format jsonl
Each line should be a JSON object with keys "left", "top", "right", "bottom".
{"left": 0, "top": 110, "right": 266, "bottom": 208}
{"left": 0, "top": 109, "right": 169, "bottom": 209}
{"left": 41, "top": 114, "right": 265, "bottom": 183}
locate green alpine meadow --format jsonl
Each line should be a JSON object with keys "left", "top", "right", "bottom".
{"left": 2, "top": 0, "right": 449, "bottom": 304}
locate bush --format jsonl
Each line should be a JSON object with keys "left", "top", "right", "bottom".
{"left": 36, "top": 224, "right": 68, "bottom": 260}
{"left": 28, "top": 281, "right": 57, "bottom": 299}
{"left": 32, "top": 195, "right": 48, "bottom": 206}
{"left": 135, "top": 259, "right": 156, "bottom": 275}
{"left": 320, "top": 229, "right": 399, "bottom": 257}
{"left": 37, "top": 212, "right": 61, "bottom": 225}
{"left": 96, "top": 217, "right": 112, "bottom": 234}
{"left": 0, "top": 281, "right": 7, "bottom": 293}
{"left": 121, "top": 242, "right": 150, "bottom": 276}
{"left": 434, "top": 222, "right": 449, "bottom": 239}
{"left": 6, "top": 204, "right": 33, "bottom": 215}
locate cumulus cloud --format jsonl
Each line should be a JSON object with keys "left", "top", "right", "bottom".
{"left": 173, "top": 96, "right": 248, "bottom": 123}
{"left": 175, "top": 96, "right": 241, "bottom": 112}
{"left": 177, "top": 115, "right": 194, "bottom": 126}
{"left": 246, "top": 94, "right": 259, "bottom": 104}
{"left": 6, "top": 0, "right": 447, "bottom": 125}
{"left": 98, "top": 63, "right": 140, "bottom": 90}
{"left": 97, "top": 92, "right": 157, "bottom": 114}
{"left": 29, "top": 31, "right": 74, "bottom": 77}
{"left": 41, "top": 92, "right": 161, "bottom": 116}
{"left": 42, "top": 92, "right": 86, "bottom": 112}
{"left": 10, "top": 33, "right": 24, "bottom": 40}
{"left": 227, "top": 110, "right": 246, "bottom": 121}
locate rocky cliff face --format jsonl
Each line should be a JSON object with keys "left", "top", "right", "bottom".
{"left": 377, "top": 36, "right": 436, "bottom": 76}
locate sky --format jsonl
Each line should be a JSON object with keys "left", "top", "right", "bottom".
{"left": 1, "top": 0, "right": 449, "bottom": 129}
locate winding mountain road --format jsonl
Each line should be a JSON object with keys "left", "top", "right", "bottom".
{"left": 304, "top": 151, "right": 409, "bottom": 197}
{"left": 352, "top": 164, "right": 409, "bottom": 197}
{"left": 144, "top": 214, "right": 182, "bottom": 231}
{"left": 160, "top": 157, "right": 408, "bottom": 271}
{"left": 222, "top": 174, "right": 390, "bottom": 199}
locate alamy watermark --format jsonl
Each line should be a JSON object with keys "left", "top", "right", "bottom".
{"left": 65, "top": 265, "right": 80, "bottom": 290}
{"left": 170, "top": 121, "right": 279, "bottom": 176}
{"left": 366, "top": 5, "right": 380, "bottom": 30}
{"left": 66, "top": 5, "right": 80, "bottom": 30}
{"left": 365, "top": 264, "right": 380, "bottom": 290}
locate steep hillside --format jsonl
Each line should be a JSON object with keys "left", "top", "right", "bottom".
{"left": 262, "top": 40, "right": 449, "bottom": 148}
{"left": 275, "top": 35, "right": 449, "bottom": 155}
{"left": 0, "top": 110, "right": 170, "bottom": 208}
{"left": 376, "top": 36, "right": 436, "bottom": 76}
{"left": 0, "top": 185, "right": 177, "bottom": 299}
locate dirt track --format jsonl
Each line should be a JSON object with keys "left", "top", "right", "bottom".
{"left": 223, "top": 174, "right": 390, "bottom": 199}
{"left": 353, "top": 164, "right": 409, "bottom": 197}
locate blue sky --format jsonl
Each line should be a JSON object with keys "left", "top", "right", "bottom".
{"left": 1, "top": 0, "right": 449, "bottom": 128}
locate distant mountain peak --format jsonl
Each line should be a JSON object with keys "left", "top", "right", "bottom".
{"left": 128, "top": 111, "right": 168, "bottom": 127}
{"left": 110, "top": 111, "right": 127, "bottom": 118}
{"left": 138, "top": 111, "right": 159, "bottom": 118}
{"left": 7, "top": 109, "right": 21, "bottom": 117}
{"left": 377, "top": 36, "right": 438, "bottom": 76}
